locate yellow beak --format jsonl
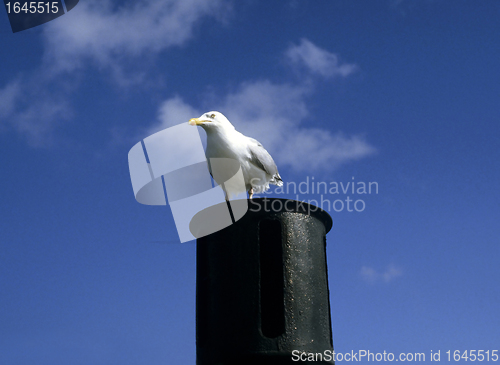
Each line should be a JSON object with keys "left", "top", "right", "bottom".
{"left": 189, "top": 118, "right": 205, "bottom": 126}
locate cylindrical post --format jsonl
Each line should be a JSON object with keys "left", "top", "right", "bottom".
{"left": 196, "top": 198, "right": 334, "bottom": 365}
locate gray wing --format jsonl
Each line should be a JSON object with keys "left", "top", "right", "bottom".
{"left": 247, "top": 138, "right": 283, "bottom": 184}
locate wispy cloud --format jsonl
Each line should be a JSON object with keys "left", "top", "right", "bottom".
{"left": 157, "top": 96, "right": 200, "bottom": 130}
{"left": 1, "top": 0, "right": 228, "bottom": 146}
{"left": 150, "top": 78, "right": 376, "bottom": 172}
{"left": 286, "top": 38, "right": 358, "bottom": 78}
{"left": 148, "top": 40, "right": 374, "bottom": 173}
{"left": 0, "top": 79, "right": 71, "bottom": 146}
{"left": 360, "top": 264, "right": 403, "bottom": 284}
{"left": 42, "top": 0, "right": 228, "bottom": 75}
{"left": 0, "top": 81, "right": 21, "bottom": 120}
{"left": 10, "top": 99, "right": 71, "bottom": 147}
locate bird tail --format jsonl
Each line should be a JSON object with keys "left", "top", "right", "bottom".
{"left": 271, "top": 173, "right": 283, "bottom": 187}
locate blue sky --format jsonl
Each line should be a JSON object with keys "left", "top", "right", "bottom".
{"left": 1, "top": 0, "right": 499, "bottom": 364}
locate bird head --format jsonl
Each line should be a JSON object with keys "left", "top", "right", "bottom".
{"left": 188, "top": 111, "right": 235, "bottom": 131}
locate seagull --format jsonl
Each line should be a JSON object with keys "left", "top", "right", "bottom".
{"left": 189, "top": 111, "right": 283, "bottom": 199}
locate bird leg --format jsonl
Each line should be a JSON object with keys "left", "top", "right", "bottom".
{"left": 248, "top": 187, "right": 254, "bottom": 199}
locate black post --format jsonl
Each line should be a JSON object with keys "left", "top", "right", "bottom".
{"left": 196, "top": 198, "right": 334, "bottom": 365}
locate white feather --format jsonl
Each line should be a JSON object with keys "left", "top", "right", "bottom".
{"left": 191, "top": 111, "right": 283, "bottom": 197}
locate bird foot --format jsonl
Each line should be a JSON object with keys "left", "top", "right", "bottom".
{"left": 248, "top": 188, "right": 254, "bottom": 199}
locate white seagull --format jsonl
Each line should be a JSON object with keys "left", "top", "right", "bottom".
{"left": 189, "top": 111, "right": 283, "bottom": 199}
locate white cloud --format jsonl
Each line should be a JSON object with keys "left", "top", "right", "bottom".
{"left": 150, "top": 79, "right": 376, "bottom": 173}
{"left": 1, "top": 0, "right": 227, "bottom": 146}
{"left": 0, "top": 79, "right": 71, "bottom": 146}
{"left": 42, "top": 0, "right": 228, "bottom": 74}
{"left": 360, "top": 264, "right": 403, "bottom": 284}
{"left": 11, "top": 99, "right": 71, "bottom": 147}
{"left": 286, "top": 38, "right": 358, "bottom": 78}
{"left": 0, "top": 81, "right": 21, "bottom": 119}
{"left": 156, "top": 96, "right": 200, "bottom": 130}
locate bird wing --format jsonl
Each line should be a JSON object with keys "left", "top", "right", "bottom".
{"left": 247, "top": 137, "right": 283, "bottom": 185}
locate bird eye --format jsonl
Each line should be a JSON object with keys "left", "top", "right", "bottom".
{"left": 210, "top": 113, "right": 216, "bottom": 119}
